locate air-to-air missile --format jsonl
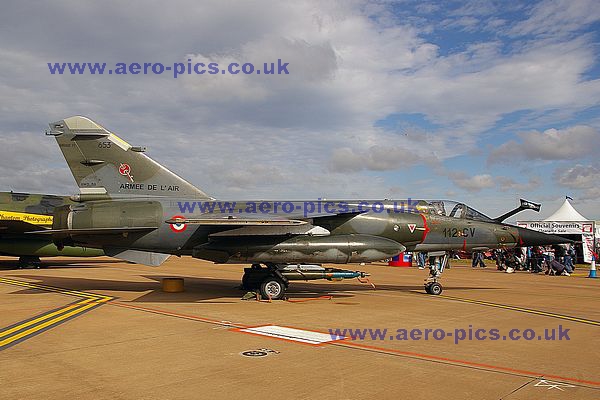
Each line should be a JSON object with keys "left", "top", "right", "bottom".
{"left": 242, "top": 264, "right": 370, "bottom": 294}
{"left": 27, "top": 116, "right": 570, "bottom": 299}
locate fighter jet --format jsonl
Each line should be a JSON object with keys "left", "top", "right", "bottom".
{"left": 35, "top": 116, "right": 569, "bottom": 298}
{"left": 0, "top": 192, "right": 103, "bottom": 267}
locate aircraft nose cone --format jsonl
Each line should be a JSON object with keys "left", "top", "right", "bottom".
{"left": 517, "top": 227, "right": 571, "bottom": 247}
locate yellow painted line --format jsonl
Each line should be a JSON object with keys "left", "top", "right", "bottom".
{"left": 0, "top": 301, "right": 89, "bottom": 339}
{"left": 0, "top": 277, "right": 103, "bottom": 299}
{"left": 0, "top": 277, "right": 114, "bottom": 349}
{"left": 438, "top": 294, "right": 600, "bottom": 326}
{"left": 0, "top": 277, "right": 94, "bottom": 298}
{"left": 0, "top": 301, "right": 100, "bottom": 348}
{"left": 0, "top": 278, "right": 111, "bottom": 301}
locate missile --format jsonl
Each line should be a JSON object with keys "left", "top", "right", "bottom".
{"left": 280, "top": 268, "right": 370, "bottom": 281}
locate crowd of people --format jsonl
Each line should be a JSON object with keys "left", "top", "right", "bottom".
{"left": 472, "top": 244, "right": 576, "bottom": 276}
{"left": 413, "top": 244, "right": 578, "bottom": 277}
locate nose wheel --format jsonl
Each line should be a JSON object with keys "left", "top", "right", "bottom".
{"left": 424, "top": 281, "right": 443, "bottom": 295}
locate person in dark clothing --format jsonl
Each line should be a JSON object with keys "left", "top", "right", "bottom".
{"left": 416, "top": 251, "right": 427, "bottom": 270}
{"left": 564, "top": 245, "right": 575, "bottom": 272}
{"left": 545, "top": 258, "right": 570, "bottom": 276}
{"left": 552, "top": 244, "right": 566, "bottom": 264}
{"left": 494, "top": 249, "right": 505, "bottom": 271}
{"left": 471, "top": 251, "right": 486, "bottom": 268}
{"left": 524, "top": 246, "right": 533, "bottom": 271}
{"left": 504, "top": 249, "right": 522, "bottom": 273}
{"left": 569, "top": 246, "right": 577, "bottom": 270}
{"left": 530, "top": 246, "right": 544, "bottom": 273}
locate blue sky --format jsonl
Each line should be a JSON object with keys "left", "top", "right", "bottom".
{"left": 0, "top": 0, "right": 599, "bottom": 220}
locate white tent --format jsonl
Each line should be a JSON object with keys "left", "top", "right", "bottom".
{"left": 544, "top": 199, "right": 588, "bottom": 221}
{"left": 518, "top": 198, "right": 596, "bottom": 263}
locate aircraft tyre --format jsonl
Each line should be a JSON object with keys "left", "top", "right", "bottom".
{"left": 241, "top": 273, "right": 251, "bottom": 290}
{"left": 18, "top": 256, "right": 42, "bottom": 269}
{"left": 425, "top": 282, "right": 443, "bottom": 295}
{"left": 259, "top": 277, "right": 287, "bottom": 300}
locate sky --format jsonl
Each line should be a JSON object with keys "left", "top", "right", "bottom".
{"left": 0, "top": 0, "right": 599, "bottom": 221}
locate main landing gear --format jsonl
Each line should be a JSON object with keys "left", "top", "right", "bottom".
{"left": 242, "top": 264, "right": 289, "bottom": 300}
{"left": 17, "top": 256, "right": 43, "bottom": 269}
{"left": 241, "top": 263, "right": 370, "bottom": 300}
{"left": 424, "top": 251, "right": 448, "bottom": 295}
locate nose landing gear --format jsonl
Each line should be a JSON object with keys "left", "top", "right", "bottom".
{"left": 423, "top": 251, "right": 448, "bottom": 295}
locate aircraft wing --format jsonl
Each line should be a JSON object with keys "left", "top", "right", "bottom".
{"left": 166, "top": 210, "right": 364, "bottom": 237}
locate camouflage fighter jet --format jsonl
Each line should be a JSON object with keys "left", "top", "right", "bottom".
{"left": 0, "top": 192, "right": 103, "bottom": 268}
{"left": 34, "top": 116, "right": 568, "bottom": 298}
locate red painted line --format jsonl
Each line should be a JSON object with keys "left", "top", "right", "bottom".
{"left": 419, "top": 214, "right": 430, "bottom": 243}
{"left": 111, "top": 302, "right": 600, "bottom": 387}
{"left": 111, "top": 302, "right": 249, "bottom": 329}
{"left": 337, "top": 341, "right": 600, "bottom": 387}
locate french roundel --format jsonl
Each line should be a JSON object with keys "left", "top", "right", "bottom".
{"left": 170, "top": 215, "right": 187, "bottom": 233}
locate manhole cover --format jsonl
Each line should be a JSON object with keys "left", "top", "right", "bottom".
{"left": 241, "top": 350, "right": 268, "bottom": 357}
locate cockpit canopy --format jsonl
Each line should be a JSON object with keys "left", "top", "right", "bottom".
{"left": 415, "top": 200, "right": 494, "bottom": 222}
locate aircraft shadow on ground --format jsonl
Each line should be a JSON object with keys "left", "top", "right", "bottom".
{"left": 0, "top": 259, "right": 124, "bottom": 270}
{"left": 4, "top": 272, "right": 499, "bottom": 303}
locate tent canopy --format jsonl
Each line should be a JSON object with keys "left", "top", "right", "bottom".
{"left": 544, "top": 198, "right": 589, "bottom": 222}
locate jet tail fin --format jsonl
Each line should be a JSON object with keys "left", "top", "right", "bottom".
{"left": 48, "top": 116, "right": 212, "bottom": 200}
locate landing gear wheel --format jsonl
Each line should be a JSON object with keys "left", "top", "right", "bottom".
{"left": 425, "top": 282, "right": 443, "bottom": 295}
{"left": 259, "top": 277, "right": 286, "bottom": 300}
{"left": 241, "top": 273, "right": 251, "bottom": 290}
{"left": 17, "top": 256, "right": 41, "bottom": 269}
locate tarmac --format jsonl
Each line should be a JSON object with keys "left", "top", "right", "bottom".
{"left": 0, "top": 256, "right": 598, "bottom": 400}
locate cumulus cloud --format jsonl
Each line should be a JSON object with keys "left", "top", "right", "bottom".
{"left": 0, "top": 0, "right": 599, "bottom": 209}
{"left": 329, "top": 145, "right": 423, "bottom": 172}
{"left": 443, "top": 172, "right": 541, "bottom": 194}
{"left": 497, "top": 176, "right": 542, "bottom": 192}
{"left": 488, "top": 125, "right": 600, "bottom": 164}
{"left": 553, "top": 163, "right": 600, "bottom": 200}
{"left": 0, "top": 132, "right": 75, "bottom": 194}
{"left": 555, "top": 164, "right": 600, "bottom": 189}
{"left": 447, "top": 172, "right": 495, "bottom": 192}
{"left": 510, "top": 0, "right": 600, "bottom": 38}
